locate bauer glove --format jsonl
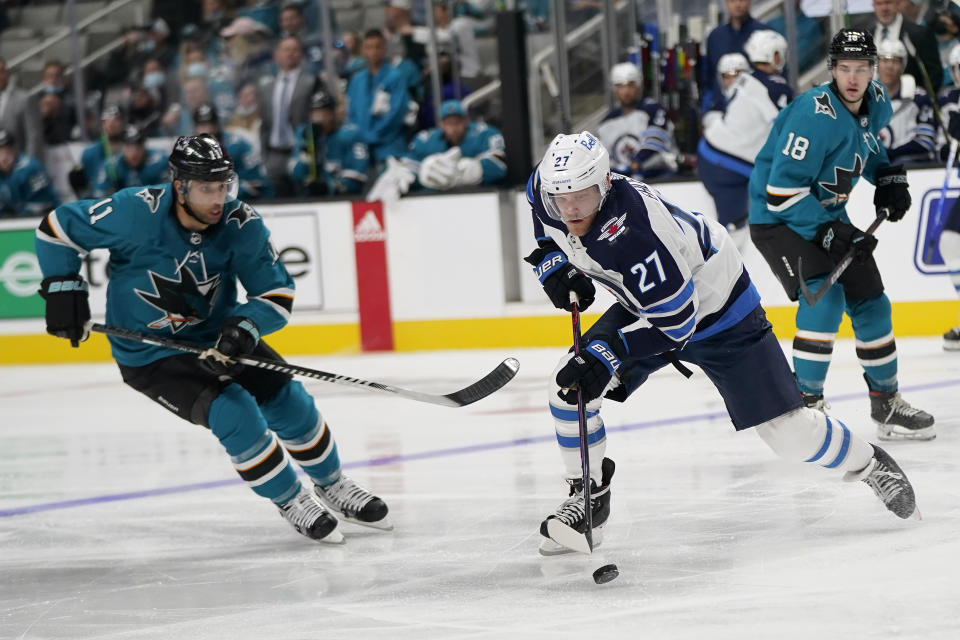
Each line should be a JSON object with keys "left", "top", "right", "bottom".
{"left": 200, "top": 316, "right": 259, "bottom": 375}
{"left": 555, "top": 337, "right": 625, "bottom": 404}
{"left": 524, "top": 240, "right": 596, "bottom": 312}
{"left": 814, "top": 220, "right": 877, "bottom": 264}
{"left": 873, "top": 164, "right": 910, "bottom": 222}
{"left": 39, "top": 275, "right": 90, "bottom": 347}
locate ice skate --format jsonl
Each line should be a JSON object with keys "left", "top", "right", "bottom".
{"left": 279, "top": 489, "right": 344, "bottom": 543}
{"left": 869, "top": 390, "right": 935, "bottom": 442}
{"left": 801, "top": 392, "right": 829, "bottom": 413}
{"left": 943, "top": 326, "right": 960, "bottom": 351}
{"left": 314, "top": 474, "right": 392, "bottom": 530}
{"left": 539, "top": 457, "right": 615, "bottom": 556}
{"left": 844, "top": 445, "right": 919, "bottom": 519}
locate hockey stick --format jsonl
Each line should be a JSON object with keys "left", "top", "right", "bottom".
{"left": 927, "top": 139, "right": 959, "bottom": 263}
{"left": 544, "top": 292, "right": 594, "bottom": 554}
{"left": 89, "top": 323, "right": 519, "bottom": 408}
{"left": 797, "top": 209, "right": 888, "bottom": 307}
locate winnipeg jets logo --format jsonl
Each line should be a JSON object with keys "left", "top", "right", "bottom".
{"left": 597, "top": 213, "right": 628, "bottom": 242}
{"left": 226, "top": 202, "right": 258, "bottom": 228}
{"left": 135, "top": 187, "right": 165, "bottom": 213}
{"left": 612, "top": 134, "right": 641, "bottom": 170}
{"left": 818, "top": 154, "right": 863, "bottom": 206}
{"left": 814, "top": 92, "right": 836, "bottom": 119}
{"left": 135, "top": 266, "right": 221, "bottom": 333}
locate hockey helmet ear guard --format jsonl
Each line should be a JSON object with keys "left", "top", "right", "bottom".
{"left": 538, "top": 131, "right": 611, "bottom": 222}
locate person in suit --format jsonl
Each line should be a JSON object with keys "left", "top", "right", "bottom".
{"left": 0, "top": 58, "right": 43, "bottom": 160}
{"left": 257, "top": 35, "right": 316, "bottom": 197}
{"left": 873, "top": 0, "right": 942, "bottom": 93}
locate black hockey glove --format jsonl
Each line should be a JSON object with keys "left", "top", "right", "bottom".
{"left": 873, "top": 164, "right": 910, "bottom": 222}
{"left": 200, "top": 316, "right": 260, "bottom": 375}
{"left": 67, "top": 166, "right": 88, "bottom": 194}
{"left": 524, "top": 241, "right": 595, "bottom": 312}
{"left": 556, "top": 337, "right": 626, "bottom": 404}
{"left": 814, "top": 220, "right": 878, "bottom": 264}
{"left": 38, "top": 275, "right": 90, "bottom": 347}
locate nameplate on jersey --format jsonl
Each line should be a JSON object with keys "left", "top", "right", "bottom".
{"left": 597, "top": 213, "right": 628, "bottom": 242}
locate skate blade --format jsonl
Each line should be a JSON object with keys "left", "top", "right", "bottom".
{"left": 875, "top": 424, "right": 937, "bottom": 441}
{"left": 319, "top": 527, "right": 345, "bottom": 544}
{"left": 943, "top": 342, "right": 960, "bottom": 351}
{"left": 340, "top": 514, "right": 394, "bottom": 531}
{"left": 544, "top": 519, "right": 593, "bottom": 555}
{"left": 539, "top": 529, "right": 603, "bottom": 556}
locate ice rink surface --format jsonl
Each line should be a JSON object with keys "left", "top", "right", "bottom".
{"left": 2, "top": 337, "right": 959, "bottom": 639}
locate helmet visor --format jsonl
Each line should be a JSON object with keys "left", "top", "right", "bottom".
{"left": 541, "top": 184, "right": 603, "bottom": 223}
{"left": 184, "top": 172, "right": 239, "bottom": 207}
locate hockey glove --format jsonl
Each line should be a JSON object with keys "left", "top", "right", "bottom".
{"left": 556, "top": 337, "right": 625, "bottom": 404}
{"left": 39, "top": 275, "right": 90, "bottom": 347}
{"left": 873, "top": 164, "right": 910, "bottom": 222}
{"left": 524, "top": 241, "right": 596, "bottom": 312}
{"left": 814, "top": 220, "right": 878, "bottom": 264}
{"left": 200, "top": 316, "right": 260, "bottom": 375}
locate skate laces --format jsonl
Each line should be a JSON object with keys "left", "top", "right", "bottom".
{"left": 884, "top": 393, "right": 923, "bottom": 419}
{"left": 554, "top": 490, "right": 587, "bottom": 526}
{"left": 864, "top": 460, "right": 906, "bottom": 504}
{"left": 318, "top": 476, "right": 371, "bottom": 515}
{"left": 281, "top": 491, "right": 328, "bottom": 530}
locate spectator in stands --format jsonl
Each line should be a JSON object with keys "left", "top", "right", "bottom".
{"left": 767, "top": 0, "right": 824, "bottom": 74}
{"left": 384, "top": 0, "right": 428, "bottom": 106}
{"left": 128, "top": 85, "right": 164, "bottom": 138}
{"left": 597, "top": 62, "right": 679, "bottom": 181}
{"left": 92, "top": 125, "right": 168, "bottom": 197}
{"left": 930, "top": 0, "right": 960, "bottom": 87}
{"left": 101, "top": 19, "right": 176, "bottom": 91}
{"left": 141, "top": 57, "right": 175, "bottom": 112}
{"left": 193, "top": 101, "right": 274, "bottom": 200}
{"left": 337, "top": 31, "right": 366, "bottom": 79}
{"left": 219, "top": 16, "right": 275, "bottom": 91}
{"left": 876, "top": 38, "right": 938, "bottom": 163}
{"left": 700, "top": 0, "right": 769, "bottom": 112}
{"left": 258, "top": 35, "right": 316, "bottom": 197}
{"left": 346, "top": 29, "right": 411, "bottom": 165}
{"left": 68, "top": 105, "right": 126, "bottom": 199}
{"left": 39, "top": 93, "right": 71, "bottom": 146}
{"left": 162, "top": 77, "right": 211, "bottom": 137}
{"left": 290, "top": 90, "right": 369, "bottom": 196}
{"left": 418, "top": 51, "right": 472, "bottom": 127}
{"left": 279, "top": 1, "right": 325, "bottom": 75}
{"left": 226, "top": 81, "right": 263, "bottom": 145}
{"left": 901, "top": 0, "right": 924, "bottom": 23}
{"left": 424, "top": 0, "right": 482, "bottom": 86}
{"left": 200, "top": 0, "right": 232, "bottom": 48}
{"left": 0, "top": 128, "right": 59, "bottom": 218}
{"left": 367, "top": 99, "right": 505, "bottom": 201}
{"left": 0, "top": 58, "right": 42, "bottom": 160}
{"left": 238, "top": 0, "right": 281, "bottom": 35}
{"left": 874, "top": 0, "right": 942, "bottom": 93}
{"left": 37, "top": 61, "right": 76, "bottom": 137}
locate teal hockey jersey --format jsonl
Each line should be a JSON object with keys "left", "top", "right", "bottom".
{"left": 35, "top": 184, "right": 294, "bottom": 366}
{"left": 748, "top": 81, "right": 892, "bottom": 240}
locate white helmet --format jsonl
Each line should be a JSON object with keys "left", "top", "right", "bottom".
{"left": 744, "top": 30, "right": 788, "bottom": 72}
{"left": 538, "top": 131, "right": 611, "bottom": 222}
{"left": 877, "top": 38, "right": 907, "bottom": 66}
{"left": 611, "top": 62, "right": 641, "bottom": 86}
{"left": 718, "top": 52, "right": 750, "bottom": 77}
{"left": 950, "top": 43, "right": 960, "bottom": 87}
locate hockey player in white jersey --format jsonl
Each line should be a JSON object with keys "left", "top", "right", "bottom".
{"left": 698, "top": 31, "right": 793, "bottom": 250}
{"left": 937, "top": 44, "right": 960, "bottom": 348}
{"left": 596, "top": 62, "right": 679, "bottom": 181}
{"left": 524, "top": 131, "right": 919, "bottom": 555}
{"left": 875, "top": 39, "right": 937, "bottom": 164}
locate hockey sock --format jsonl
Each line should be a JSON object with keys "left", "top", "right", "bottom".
{"left": 208, "top": 384, "right": 301, "bottom": 505}
{"left": 549, "top": 357, "right": 606, "bottom": 484}
{"left": 755, "top": 407, "right": 873, "bottom": 474}
{"left": 849, "top": 294, "right": 897, "bottom": 392}
{"left": 793, "top": 278, "right": 844, "bottom": 395}
{"left": 261, "top": 380, "right": 342, "bottom": 486}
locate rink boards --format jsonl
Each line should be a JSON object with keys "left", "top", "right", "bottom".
{"left": 0, "top": 167, "right": 957, "bottom": 363}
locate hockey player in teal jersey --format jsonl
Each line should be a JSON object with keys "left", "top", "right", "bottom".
{"left": 0, "top": 128, "right": 59, "bottom": 217}
{"left": 91, "top": 125, "right": 169, "bottom": 197}
{"left": 289, "top": 90, "right": 369, "bottom": 196}
{"left": 34, "top": 134, "right": 391, "bottom": 542}
{"left": 749, "top": 29, "right": 935, "bottom": 441}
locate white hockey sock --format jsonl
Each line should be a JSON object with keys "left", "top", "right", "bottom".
{"left": 755, "top": 407, "right": 873, "bottom": 473}
{"left": 549, "top": 355, "right": 606, "bottom": 483}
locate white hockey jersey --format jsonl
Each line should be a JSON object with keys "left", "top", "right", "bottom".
{"left": 596, "top": 99, "right": 677, "bottom": 178}
{"left": 879, "top": 79, "right": 936, "bottom": 164}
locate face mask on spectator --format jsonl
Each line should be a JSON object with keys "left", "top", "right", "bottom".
{"left": 186, "top": 63, "right": 208, "bottom": 78}
{"left": 233, "top": 103, "right": 257, "bottom": 116}
{"left": 42, "top": 83, "right": 62, "bottom": 94}
{"left": 138, "top": 39, "right": 157, "bottom": 53}
{"left": 143, "top": 71, "right": 165, "bottom": 89}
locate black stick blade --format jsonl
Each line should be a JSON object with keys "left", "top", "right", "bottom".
{"left": 444, "top": 357, "right": 520, "bottom": 406}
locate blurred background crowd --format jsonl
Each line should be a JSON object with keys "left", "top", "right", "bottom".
{"left": 2, "top": 0, "right": 960, "bottom": 218}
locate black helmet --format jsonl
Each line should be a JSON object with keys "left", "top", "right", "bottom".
{"left": 828, "top": 28, "right": 877, "bottom": 69}
{"left": 123, "top": 124, "right": 146, "bottom": 145}
{"left": 193, "top": 102, "right": 218, "bottom": 125}
{"left": 168, "top": 133, "right": 234, "bottom": 182}
{"left": 310, "top": 89, "right": 336, "bottom": 111}
{"left": 0, "top": 128, "right": 15, "bottom": 148}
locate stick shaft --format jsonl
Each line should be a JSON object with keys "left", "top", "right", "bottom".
{"left": 569, "top": 293, "right": 593, "bottom": 551}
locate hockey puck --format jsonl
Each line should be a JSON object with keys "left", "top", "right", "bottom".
{"left": 592, "top": 563, "right": 619, "bottom": 584}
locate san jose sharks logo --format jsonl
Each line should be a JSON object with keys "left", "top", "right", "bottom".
{"left": 819, "top": 154, "right": 863, "bottom": 206}
{"left": 597, "top": 212, "right": 628, "bottom": 242}
{"left": 135, "top": 187, "right": 165, "bottom": 213}
{"left": 814, "top": 92, "right": 837, "bottom": 119}
{"left": 226, "top": 202, "right": 258, "bottom": 228}
{"left": 135, "top": 260, "right": 221, "bottom": 332}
